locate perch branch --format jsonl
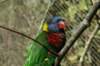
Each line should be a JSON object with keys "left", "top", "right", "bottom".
{"left": 0, "top": 26, "right": 58, "bottom": 56}
{"left": 54, "top": 1, "right": 100, "bottom": 66}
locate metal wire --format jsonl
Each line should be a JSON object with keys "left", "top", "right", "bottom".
{"left": 43, "top": 0, "right": 100, "bottom": 66}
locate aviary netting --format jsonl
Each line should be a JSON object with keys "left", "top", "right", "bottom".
{"left": 0, "top": 0, "right": 99, "bottom": 66}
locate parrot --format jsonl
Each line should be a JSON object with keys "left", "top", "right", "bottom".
{"left": 24, "top": 16, "right": 67, "bottom": 66}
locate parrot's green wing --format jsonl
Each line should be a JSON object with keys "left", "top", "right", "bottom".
{"left": 24, "top": 31, "right": 56, "bottom": 66}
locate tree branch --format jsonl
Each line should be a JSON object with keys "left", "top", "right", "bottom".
{"left": 0, "top": 25, "right": 58, "bottom": 56}
{"left": 54, "top": 1, "right": 100, "bottom": 66}
{"left": 78, "top": 23, "right": 99, "bottom": 66}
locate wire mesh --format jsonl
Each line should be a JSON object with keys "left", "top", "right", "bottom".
{"left": 0, "top": 0, "right": 99, "bottom": 66}
{"left": 43, "top": 0, "right": 100, "bottom": 66}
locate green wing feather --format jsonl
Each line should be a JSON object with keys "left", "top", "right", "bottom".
{"left": 24, "top": 31, "right": 56, "bottom": 66}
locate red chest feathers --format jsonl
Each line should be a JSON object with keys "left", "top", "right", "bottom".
{"left": 47, "top": 33, "right": 65, "bottom": 48}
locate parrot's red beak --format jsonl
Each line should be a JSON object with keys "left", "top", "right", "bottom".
{"left": 58, "top": 21, "right": 65, "bottom": 29}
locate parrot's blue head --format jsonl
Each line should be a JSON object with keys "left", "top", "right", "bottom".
{"left": 48, "top": 16, "right": 65, "bottom": 32}
{"left": 42, "top": 16, "right": 65, "bottom": 32}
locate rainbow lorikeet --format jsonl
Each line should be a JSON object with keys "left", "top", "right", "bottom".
{"left": 24, "top": 16, "right": 67, "bottom": 66}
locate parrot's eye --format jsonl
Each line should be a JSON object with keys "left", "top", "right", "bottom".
{"left": 58, "top": 21, "right": 65, "bottom": 29}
